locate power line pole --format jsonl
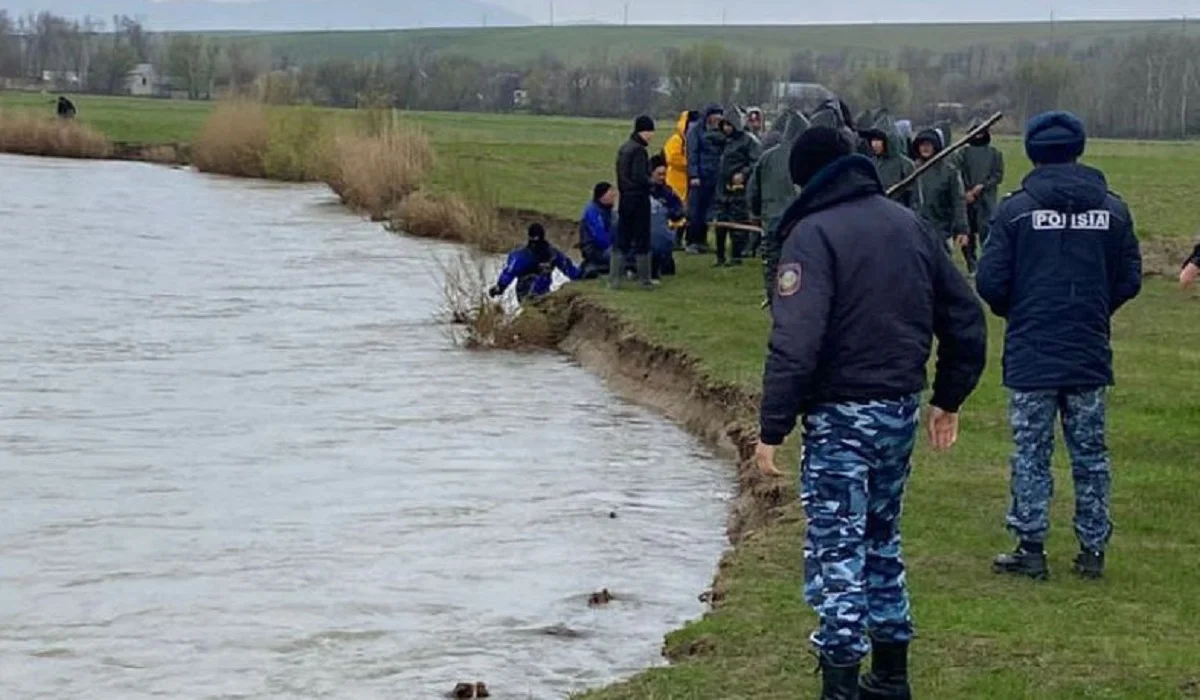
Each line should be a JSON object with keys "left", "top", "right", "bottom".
{"left": 549, "top": 0, "right": 555, "bottom": 27}
{"left": 624, "top": 2, "right": 630, "bottom": 26}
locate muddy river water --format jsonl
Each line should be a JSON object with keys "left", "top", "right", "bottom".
{"left": 0, "top": 156, "right": 730, "bottom": 699}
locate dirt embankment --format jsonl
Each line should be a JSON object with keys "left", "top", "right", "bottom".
{"left": 538, "top": 292, "right": 790, "bottom": 590}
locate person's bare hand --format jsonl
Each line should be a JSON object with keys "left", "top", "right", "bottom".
{"left": 927, "top": 407, "right": 960, "bottom": 451}
{"left": 755, "top": 441, "right": 784, "bottom": 477}
{"left": 1181, "top": 261, "right": 1200, "bottom": 289}
{"left": 965, "top": 190, "right": 977, "bottom": 205}
{"left": 733, "top": 172, "right": 746, "bottom": 186}
{"left": 955, "top": 234, "right": 970, "bottom": 248}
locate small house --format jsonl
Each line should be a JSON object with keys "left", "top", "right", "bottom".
{"left": 125, "top": 64, "right": 163, "bottom": 97}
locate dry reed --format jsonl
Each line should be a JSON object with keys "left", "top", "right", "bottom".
{"left": 324, "top": 121, "right": 433, "bottom": 220}
{"left": 191, "top": 102, "right": 271, "bottom": 178}
{"left": 0, "top": 112, "right": 111, "bottom": 159}
{"left": 438, "top": 252, "right": 560, "bottom": 350}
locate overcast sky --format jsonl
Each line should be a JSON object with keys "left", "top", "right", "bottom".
{"left": 490, "top": 0, "right": 1199, "bottom": 25}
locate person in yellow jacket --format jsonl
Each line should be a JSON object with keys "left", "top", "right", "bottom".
{"left": 664, "top": 110, "right": 698, "bottom": 205}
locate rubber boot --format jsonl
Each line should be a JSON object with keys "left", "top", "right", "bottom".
{"left": 1073, "top": 549, "right": 1105, "bottom": 579}
{"left": 859, "top": 641, "right": 911, "bottom": 700}
{"left": 993, "top": 545, "right": 1049, "bottom": 580}
{"left": 607, "top": 251, "right": 622, "bottom": 290}
{"left": 820, "top": 659, "right": 861, "bottom": 700}
{"left": 635, "top": 254, "right": 655, "bottom": 290}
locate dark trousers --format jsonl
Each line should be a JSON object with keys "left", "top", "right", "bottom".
{"left": 618, "top": 195, "right": 652, "bottom": 256}
{"left": 715, "top": 227, "right": 748, "bottom": 263}
{"left": 686, "top": 180, "right": 717, "bottom": 247}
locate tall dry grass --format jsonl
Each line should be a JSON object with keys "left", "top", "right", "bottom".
{"left": 191, "top": 102, "right": 271, "bottom": 178}
{"left": 438, "top": 251, "right": 560, "bottom": 350}
{"left": 0, "top": 113, "right": 111, "bottom": 159}
{"left": 324, "top": 119, "right": 434, "bottom": 220}
{"left": 389, "top": 157, "right": 521, "bottom": 252}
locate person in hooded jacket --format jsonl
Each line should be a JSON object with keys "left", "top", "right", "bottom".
{"left": 745, "top": 106, "right": 765, "bottom": 142}
{"left": 713, "top": 117, "right": 762, "bottom": 266}
{"left": 862, "top": 119, "right": 917, "bottom": 210}
{"left": 649, "top": 154, "right": 685, "bottom": 279}
{"left": 685, "top": 103, "right": 727, "bottom": 253}
{"left": 750, "top": 109, "right": 809, "bottom": 299}
{"left": 613, "top": 115, "right": 657, "bottom": 289}
{"left": 664, "top": 110, "right": 698, "bottom": 207}
{"left": 959, "top": 121, "right": 1006, "bottom": 273}
{"left": 579, "top": 182, "right": 617, "bottom": 279}
{"left": 977, "top": 111, "right": 1142, "bottom": 582}
{"left": 912, "top": 129, "right": 969, "bottom": 254}
{"left": 756, "top": 126, "right": 986, "bottom": 700}
{"left": 491, "top": 224, "right": 582, "bottom": 301}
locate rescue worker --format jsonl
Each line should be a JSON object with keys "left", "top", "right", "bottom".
{"left": 649, "top": 154, "right": 685, "bottom": 279}
{"left": 490, "top": 224, "right": 582, "bottom": 301}
{"left": 685, "top": 104, "right": 726, "bottom": 254}
{"left": 578, "top": 182, "right": 617, "bottom": 279}
{"left": 663, "top": 110, "right": 698, "bottom": 208}
{"left": 977, "top": 111, "right": 1142, "bottom": 581}
{"left": 958, "top": 120, "right": 1006, "bottom": 273}
{"left": 756, "top": 126, "right": 987, "bottom": 700}
{"left": 613, "top": 115, "right": 656, "bottom": 290}
{"left": 912, "top": 129, "right": 969, "bottom": 256}
{"left": 1181, "top": 243, "right": 1200, "bottom": 288}
{"left": 714, "top": 117, "right": 761, "bottom": 266}
{"left": 861, "top": 114, "right": 917, "bottom": 210}
{"left": 749, "top": 108, "right": 808, "bottom": 299}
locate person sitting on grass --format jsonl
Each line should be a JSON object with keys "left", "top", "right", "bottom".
{"left": 490, "top": 224, "right": 581, "bottom": 302}
{"left": 579, "top": 182, "right": 617, "bottom": 279}
{"left": 56, "top": 96, "right": 76, "bottom": 119}
{"left": 649, "top": 155, "right": 685, "bottom": 281}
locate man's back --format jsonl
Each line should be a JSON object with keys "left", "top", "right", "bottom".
{"left": 761, "top": 154, "right": 985, "bottom": 441}
{"left": 977, "top": 162, "right": 1142, "bottom": 390}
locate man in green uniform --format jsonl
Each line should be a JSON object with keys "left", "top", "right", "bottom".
{"left": 749, "top": 109, "right": 809, "bottom": 299}
{"left": 913, "top": 128, "right": 969, "bottom": 258}
{"left": 713, "top": 117, "right": 761, "bottom": 266}
{"left": 958, "top": 120, "right": 1005, "bottom": 273}
{"left": 861, "top": 112, "right": 917, "bottom": 210}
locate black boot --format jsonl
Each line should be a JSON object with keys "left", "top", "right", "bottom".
{"left": 820, "top": 658, "right": 860, "bottom": 700}
{"left": 1073, "top": 549, "right": 1105, "bottom": 579}
{"left": 993, "top": 545, "right": 1049, "bottom": 580}
{"left": 859, "top": 641, "right": 910, "bottom": 700}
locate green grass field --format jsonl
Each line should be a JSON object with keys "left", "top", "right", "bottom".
{"left": 2, "top": 91, "right": 1199, "bottom": 697}
{"left": 571, "top": 258, "right": 1200, "bottom": 700}
{"left": 219, "top": 21, "right": 1185, "bottom": 65}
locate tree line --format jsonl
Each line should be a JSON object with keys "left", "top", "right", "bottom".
{"left": 2, "top": 10, "right": 1198, "bottom": 139}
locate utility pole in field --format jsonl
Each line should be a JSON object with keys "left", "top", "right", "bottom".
{"left": 549, "top": 0, "right": 555, "bottom": 27}
{"left": 623, "top": 2, "right": 630, "bottom": 26}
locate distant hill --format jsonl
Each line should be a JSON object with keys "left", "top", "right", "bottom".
{"left": 216, "top": 20, "right": 1188, "bottom": 65}
{"left": 1, "top": 0, "right": 532, "bottom": 31}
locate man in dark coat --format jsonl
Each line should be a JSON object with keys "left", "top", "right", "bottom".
{"left": 959, "top": 120, "right": 1006, "bottom": 273}
{"left": 913, "top": 129, "right": 969, "bottom": 257}
{"left": 613, "top": 115, "right": 656, "bottom": 289}
{"left": 977, "top": 111, "right": 1142, "bottom": 581}
{"left": 685, "top": 103, "right": 726, "bottom": 253}
{"left": 713, "top": 117, "right": 761, "bottom": 266}
{"left": 756, "top": 126, "right": 987, "bottom": 700}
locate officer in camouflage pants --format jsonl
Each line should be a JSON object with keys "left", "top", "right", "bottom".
{"left": 801, "top": 396, "right": 920, "bottom": 668}
{"left": 756, "top": 128, "right": 987, "bottom": 700}
{"left": 1000, "top": 389, "right": 1113, "bottom": 580}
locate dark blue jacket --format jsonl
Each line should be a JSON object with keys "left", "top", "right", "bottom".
{"left": 686, "top": 105, "right": 726, "bottom": 181}
{"left": 496, "top": 244, "right": 582, "bottom": 300}
{"left": 650, "top": 182, "right": 684, "bottom": 255}
{"left": 976, "top": 163, "right": 1142, "bottom": 390}
{"left": 580, "top": 200, "right": 614, "bottom": 253}
{"left": 759, "top": 155, "right": 987, "bottom": 446}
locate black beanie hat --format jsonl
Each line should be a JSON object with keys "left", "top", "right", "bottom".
{"left": 789, "top": 126, "right": 853, "bottom": 188}
{"left": 527, "top": 223, "right": 547, "bottom": 241}
{"left": 593, "top": 182, "right": 613, "bottom": 202}
{"left": 634, "top": 115, "right": 656, "bottom": 133}
{"left": 649, "top": 153, "right": 666, "bottom": 170}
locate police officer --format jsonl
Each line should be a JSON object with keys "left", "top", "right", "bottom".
{"left": 756, "top": 127, "right": 987, "bottom": 700}
{"left": 490, "top": 224, "right": 581, "bottom": 301}
{"left": 977, "top": 111, "right": 1142, "bottom": 581}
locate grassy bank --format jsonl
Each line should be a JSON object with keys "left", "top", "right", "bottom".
{"left": 561, "top": 256, "right": 1200, "bottom": 699}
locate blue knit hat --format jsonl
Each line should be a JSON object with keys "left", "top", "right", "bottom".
{"left": 1025, "top": 111, "right": 1086, "bottom": 164}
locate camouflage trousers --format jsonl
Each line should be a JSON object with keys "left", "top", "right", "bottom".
{"left": 761, "top": 216, "right": 783, "bottom": 301}
{"left": 801, "top": 394, "right": 920, "bottom": 666}
{"left": 1006, "top": 388, "right": 1113, "bottom": 552}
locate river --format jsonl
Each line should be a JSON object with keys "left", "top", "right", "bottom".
{"left": 0, "top": 156, "right": 730, "bottom": 699}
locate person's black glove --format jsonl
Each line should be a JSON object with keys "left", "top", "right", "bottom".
{"left": 488, "top": 285, "right": 503, "bottom": 298}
